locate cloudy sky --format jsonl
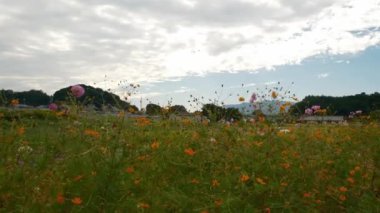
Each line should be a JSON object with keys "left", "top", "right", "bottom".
{"left": 1, "top": 0, "right": 380, "bottom": 109}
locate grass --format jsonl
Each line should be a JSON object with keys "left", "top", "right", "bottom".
{"left": 0, "top": 109, "right": 379, "bottom": 212}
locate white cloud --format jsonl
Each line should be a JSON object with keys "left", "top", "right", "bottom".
{"left": 0, "top": 0, "right": 379, "bottom": 94}
{"left": 265, "top": 81, "right": 278, "bottom": 85}
{"left": 318, "top": 73, "right": 330, "bottom": 79}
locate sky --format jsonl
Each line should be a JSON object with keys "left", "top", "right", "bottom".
{"left": 0, "top": 0, "right": 379, "bottom": 109}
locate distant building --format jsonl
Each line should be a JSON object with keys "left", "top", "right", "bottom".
{"left": 14, "top": 104, "right": 33, "bottom": 109}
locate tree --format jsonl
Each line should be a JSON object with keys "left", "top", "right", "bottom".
{"left": 53, "top": 84, "right": 137, "bottom": 110}
{"left": 169, "top": 105, "right": 188, "bottom": 114}
{"left": 290, "top": 93, "right": 380, "bottom": 116}
{"left": 146, "top": 103, "right": 162, "bottom": 115}
{"left": 0, "top": 89, "right": 50, "bottom": 106}
{"left": 201, "top": 103, "right": 242, "bottom": 122}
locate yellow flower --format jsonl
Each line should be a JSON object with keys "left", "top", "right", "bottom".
{"left": 212, "top": 179, "right": 220, "bottom": 187}
{"left": 128, "top": 107, "right": 135, "bottom": 113}
{"left": 137, "top": 202, "right": 150, "bottom": 209}
{"left": 191, "top": 178, "right": 200, "bottom": 184}
{"left": 256, "top": 177, "right": 266, "bottom": 185}
{"left": 117, "top": 111, "right": 125, "bottom": 117}
{"left": 271, "top": 91, "right": 278, "bottom": 99}
{"left": 10, "top": 99, "right": 19, "bottom": 106}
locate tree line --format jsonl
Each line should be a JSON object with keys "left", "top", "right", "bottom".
{"left": 2, "top": 86, "right": 380, "bottom": 118}
{"left": 290, "top": 92, "right": 380, "bottom": 115}
{"left": 0, "top": 85, "right": 138, "bottom": 111}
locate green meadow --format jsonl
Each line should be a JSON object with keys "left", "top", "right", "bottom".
{"left": 0, "top": 109, "right": 379, "bottom": 212}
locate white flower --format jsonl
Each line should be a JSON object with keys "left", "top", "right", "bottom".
{"left": 17, "top": 145, "right": 33, "bottom": 154}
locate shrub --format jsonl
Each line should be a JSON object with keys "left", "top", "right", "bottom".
{"left": 146, "top": 103, "right": 162, "bottom": 115}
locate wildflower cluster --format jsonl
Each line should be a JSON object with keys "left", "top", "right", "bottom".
{"left": 304, "top": 105, "right": 327, "bottom": 115}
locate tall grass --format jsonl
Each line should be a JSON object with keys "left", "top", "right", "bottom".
{"left": 0, "top": 109, "right": 379, "bottom": 212}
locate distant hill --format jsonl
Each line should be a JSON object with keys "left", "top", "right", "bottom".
{"left": 0, "top": 89, "right": 50, "bottom": 106}
{"left": 53, "top": 84, "right": 138, "bottom": 110}
{"left": 225, "top": 101, "right": 293, "bottom": 115}
{"left": 290, "top": 92, "right": 380, "bottom": 115}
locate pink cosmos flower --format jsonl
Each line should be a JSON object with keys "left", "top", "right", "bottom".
{"left": 311, "top": 105, "right": 320, "bottom": 111}
{"left": 305, "top": 108, "right": 313, "bottom": 115}
{"left": 249, "top": 93, "right": 257, "bottom": 103}
{"left": 71, "top": 85, "right": 85, "bottom": 98}
{"left": 48, "top": 103, "right": 58, "bottom": 111}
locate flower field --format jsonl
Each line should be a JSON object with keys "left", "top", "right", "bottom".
{"left": 0, "top": 110, "right": 379, "bottom": 212}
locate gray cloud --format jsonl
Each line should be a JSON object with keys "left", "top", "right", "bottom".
{"left": 0, "top": 0, "right": 379, "bottom": 94}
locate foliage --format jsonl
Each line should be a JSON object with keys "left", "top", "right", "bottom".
{"left": 0, "top": 89, "right": 50, "bottom": 106}
{"left": 202, "top": 103, "right": 242, "bottom": 122}
{"left": 201, "top": 103, "right": 225, "bottom": 122}
{"left": 370, "top": 110, "right": 380, "bottom": 121}
{"left": 146, "top": 103, "right": 162, "bottom": 115}
{"left": 169, "top": 105, "right": 188, "bottom": 114}
{"left": 0, "top": 108, "right": 59, "bottom": 121}
{"left": 290, "top": 92, "right": 380, "bottom": 116}
{"left": 53, "top": 84, "right": 137, "bottom": 110}
{"left": 0, "top": 111, "right": 379, "bottom": 212}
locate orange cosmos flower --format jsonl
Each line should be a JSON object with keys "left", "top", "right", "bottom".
{"left": 214, "top": 199, "right": 223, "bottom": 207}
{"left": 339, "top": 195, "right": 347, "bottom": 201}
{"left": 135, "top": 117, "right": 151, "bottom": 126}
{"left": 84, "top": 129, "right": 100, "bottom": 138}
{"left": 71, "top": 197, "right": 82, "bottom": 205}
{"left": 240, "top": 174, "right": 250, "bottom": 182}
{"left": 134, "top": 178, "right": 141, "bottom": 185}
{"left": 212, "top": 179, "right": 220, "bottom": 187}
{"left": 281, "top": 163, "right": 291, "bottom": 169}
{"left": 191, "top": 178, "right": 200, "bottom": 184}
{"left": 73, "top": 175, "right": 84, "bottom": 182}
{"left": 349, "top": 170, "right": 356, "bottom": 176}
{"left": 339, "top": 186, "right": 348, "bottom": 192}
{"left": 125, "top": 167, "right": 134, "bottom": 174}
{"left": 17, "top": 127, "right": 25, "bottom": 136}
{"left": 303, "top": 192, "right": 312, "bottom": 198}
{"left": 151, "top": 141, "right": 160, "bottom": 150}
{"left": 184, "top": 148, "right": 196, "bottom": 156}
{"left": 137, "top": 202, "right": 150, "bottom": 209}
{"left": 347, "top": 177, "right": 355, "bottom": 184}
{"left": 56, "top": 193, "right": 65, "bottom": 204}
